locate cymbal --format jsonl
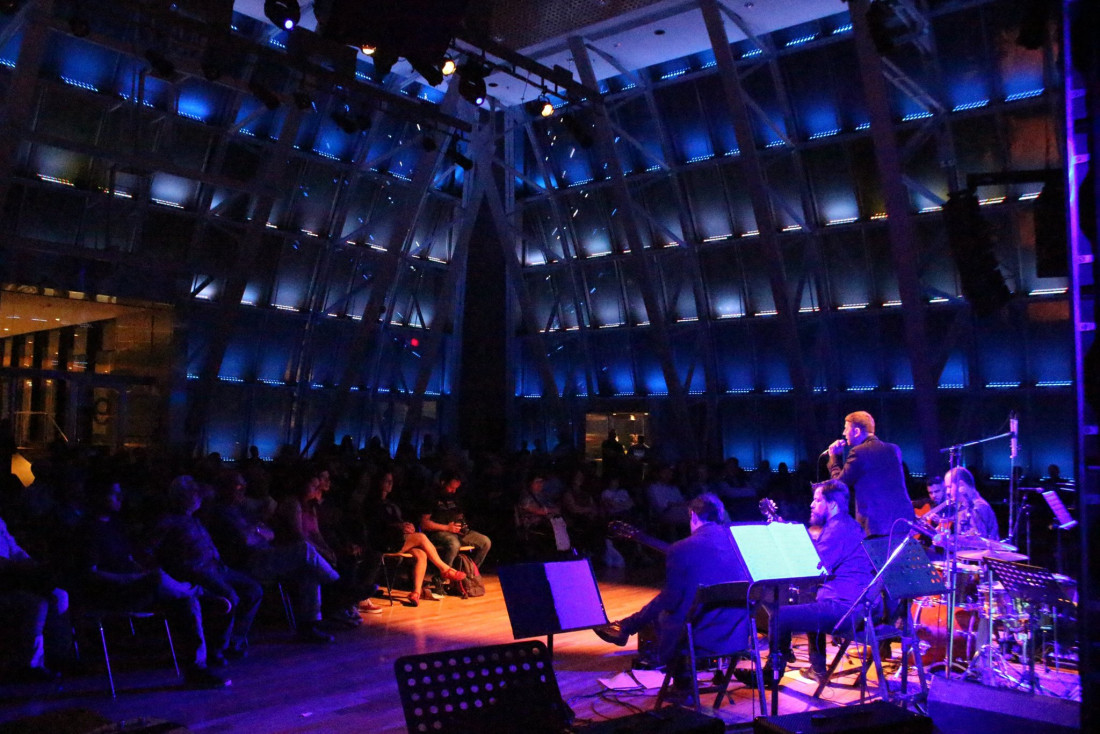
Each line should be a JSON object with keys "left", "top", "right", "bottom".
{"left": 957, "top": 549, "right": 1028, "bottom": 563}
{"left": 933, "top": 533, "right": 1018, "bottom": 553}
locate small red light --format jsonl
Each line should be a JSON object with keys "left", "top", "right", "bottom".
{"left": 410, "top": 338, "right": 420, "bottom": 347}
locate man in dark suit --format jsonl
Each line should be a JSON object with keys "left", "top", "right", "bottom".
{"left": 592, "top": 494, "right": 751, "bottom": 675}
{"left": 827, "top": 411, "right": 913, "bottom": 538}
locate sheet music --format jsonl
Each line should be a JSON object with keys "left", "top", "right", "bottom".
{"left": 1042, "top": 490, "right": 1078, "bottom": 530}
{"left": 729, "top": 522, "right": 825, "bottom": 581}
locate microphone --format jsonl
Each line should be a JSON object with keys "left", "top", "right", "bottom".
{"left": 820, "top": 438, "right": 847, "bottom": 456}
{"left": 1009, "top": 411, "right": 1018, "bottom": 459}
{"left": 900, "top": 518, "right": 935, "bottom": 539}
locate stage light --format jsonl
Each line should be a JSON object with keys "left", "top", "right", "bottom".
{"left": 264, "top": 0, "right": 300, "bottom": 32}
{"left": 537, "top": 96, "right": 553, "bottom": 117}
{"left": 360, "top": 44, "right": 376, "bottom": 56}
{"left": 441, "top": 57, "right": 457, "bottom": 76}
{"left": 457, "top": 60, "right": 487, "bottom": 106}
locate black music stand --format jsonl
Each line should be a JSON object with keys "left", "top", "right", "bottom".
{"left": 729, "top": 522, "right": 825, "bottom": 715}
{"left": 823, "top": 537, "right": 942, "bottom": 703}
{"left": 985, "top": 558, "right": 1064, "bottom": 692}
{"left": 497, "top": 559, "right": 609, "bottom": 656}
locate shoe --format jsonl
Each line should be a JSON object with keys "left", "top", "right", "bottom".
{"left": 593, "top": 621, "right": 630, "bottom": 647}
{"left": 442, "top": 567, "right": 467, "bottom": 582}
{"left": 296, "top": 624, "right": 335, "bottom": 644}
{"left": 186, "top": 666, "right": 231, "bottom": 689}
{"left": 797, "top": 668, "right": 828, "bottom": 684}
{"left": 733, "top": 665, "right": 779, "bottom": 690}
{"left": 407, "top": 591, "right": 420, "bottom": 607}
{"left": 360, "top": 599, "right": 384, "bottom": 615}
{"left": 421, "top": 587, "right": 441, "bottom": 602}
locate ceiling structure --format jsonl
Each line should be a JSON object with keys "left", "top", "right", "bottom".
{"left": 231, "top": 0, "right": 848, "bottom": 105}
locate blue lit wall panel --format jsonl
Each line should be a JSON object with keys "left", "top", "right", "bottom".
{"left": 27, "top": 144, "right": 86, "bottom": 184}
{"left": 877, "top": 313, "right": 914, "bottom": 388}
{"left": 713, "top": 323, "right": 754, "bottom": 391}
{"left": 585, "top": 260, "right": 627, "bottom": 327}
{"left": 271, "top": 237, "right": 323, "bottom": 310}
{"left": 756, "top": 327, "right": 792, "bottom": 392}
{"left": 568, "top": 189, "right": 614, "bottom": 256}
{"left": 653, "top": 82, "right": 711, "bottom": 164}
{"left": 293, "top": 162, "right": 341, "bottom": 235}
{"left": 610, "top": 96, "right": 662, "bottom": 174}
{"left": 204, "top": 383, "right": 249, "bottom": 459}
{"left": 899, "top": 134, "right": 948, "bottom": 210}
{"left": 1026, "top": 316, "right": 1073, "bottom": 383}
{"left": 695, "top": 75, "right": 737, "bottom": 155}
{"left": 634, "top": 331, "right": 667, "bottom": 396}
{"left": 250, "top": 390, "right": 294, "bottom": 458}
{"left": 547, "top": 336, "right": 587, "bottom": 398}
{"left": 823, "top": 228, "right": 874, "bottom": 307}
{"left": 912, "top": 218, "right": 959, "bottom": 297}
{"left": 849, "top": 139, "right": 886, "bottom": 217}
{"left": 516, "top": 338, "right": 543, "bottom": 397}
{"left": 783, "top": 46, "right": 844, "bottom": 140}
{"left": 592, "top": 331, "right": 636, "bottom": 396}
{"left": 739, "top": 63, "right": 787, "bottom": 148}
{"left": 522, "top": 202, "right": 568, "bottom": 265}
{"left": 976, "top": 319, "right": 1025, "bottom": 386}
{"left": 681, "top": 167, "right": 732, "bottom": 240}
{"left": 669, "top": 331, "right": 707, "bottom": 394}
{"left": 804, "top": 146, "right": 859, "bottom": 225}
{"left": 934, "top": 6, "right": 995, "bottom": 110}
{"left": 658, "top": 252, "right": 699, "bottom": 321}
{"left": 535, "top": 117, "right": 594, "bottom": 187}
{"left": 149, "top": 173, "right": 199, "bottom": 209}
{"left": 1025, "top": 394, "right": 1077, "bottom": 480}
{"left": 700, "top": 247, "right": 747, "bottom": 319}
{"left": 718, "top": 166, "right": 758, "bottom": 234}
{"left": 719, "top": 401, "right": 761, "bottom": 466}
{"left": 757, "top": 400, "right": 798, "bottom": 470}
{"left": 43, "top": 34, "right": 116, "bottom": 92}
{"left": 837, "top": 316, "right": 882, "bottom": 390}
{"left": 321, "top": 248, "right": 374, "bottom": 316}
{"left": 633, "top": 178, "right": 684, "bottom": 246}
{"left": 735, "top": 242, "right": 776, "bottom": 314}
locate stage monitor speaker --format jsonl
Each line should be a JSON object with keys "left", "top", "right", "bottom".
{"left": 753, "top": 701, "right": 932, "bottom": 734}
{"left": 927, "top": 675, "right": 1079, "bottom": 734}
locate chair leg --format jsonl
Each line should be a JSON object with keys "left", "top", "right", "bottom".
{"left": 813, "top": 639, "right": 852, "bottom": 699}
{"left": 750, "top": 620, "right": 768, "bottom": 716}
{"left": 278, "top": 582, "right": 296, "bottom": 630}
{"left": 97, "top": 620, "right": 116, "bottom": 699}
{"left": 162, "top": 617, "right": 180, "bottom": 678}
{"left": 654, "top": 670, "right": 673, "bottom": 709}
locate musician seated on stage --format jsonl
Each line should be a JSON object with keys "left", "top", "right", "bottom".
{"left": 591, "top": 493, "right": 751, "bottom": 685}
{"left": 735, "top": 479, "right": 876, "bottom": 687}
{"left": 943, "top": 466, "right": 999, "bottom": 540}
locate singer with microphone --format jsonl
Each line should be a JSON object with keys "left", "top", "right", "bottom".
{"left": 826, "top": 411, "right": 914, "bottom": 539}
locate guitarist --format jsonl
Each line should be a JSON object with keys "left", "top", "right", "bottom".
{"left": 592, "top": 494, "right": 751, "bottom": 690}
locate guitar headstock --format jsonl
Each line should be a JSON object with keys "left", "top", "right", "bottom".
{"left": 759, "top": 498, "right": 782, "bottom": 523}
{"left": 607, "top": 520, "right": 640, "bottom": 540}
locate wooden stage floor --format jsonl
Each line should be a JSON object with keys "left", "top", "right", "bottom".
{"left": 0, "top": 568, "right": 1082, "bottom": 733}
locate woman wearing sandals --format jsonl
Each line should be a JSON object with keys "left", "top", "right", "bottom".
{"left": 368, "top": 470, "right": 465, "bottom": 606}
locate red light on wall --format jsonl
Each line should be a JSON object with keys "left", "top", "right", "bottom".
{"left": 409, "top": 338, "right": 420, "bottom": 347}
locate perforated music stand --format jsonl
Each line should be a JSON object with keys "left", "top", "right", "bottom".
{"left": 394, "top": 640, "right": 573, "bottom": 734}
{"left": 985, "top": 558, "right": 1064, "bottom": 692}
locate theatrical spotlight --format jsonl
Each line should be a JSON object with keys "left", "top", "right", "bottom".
{"left": 457, "top": 60, "right": 487, "bottom": 106}
{"left": 446, "top": 141, "right": 473, "bottom": 171}
{"left": 264, "top": 0, "right": 300, "bottom": 31}
{"left": 441, "top": 57, "right": 457, "bottom": 76}
{"left": 524, "top": 96, "right": 553, "bottom": 118}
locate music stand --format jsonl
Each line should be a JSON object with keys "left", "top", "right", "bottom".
{"left": 985, "top": 558, "right": 1064, "bottom": 692}
{"left": 831, "top": 536, "right": 944, "bottom": 704}
{"left": 729, "top": 522, "right": 825, "bottom": 715}
{"left": 497, "top": 559, "right": 609, "bottom": 656}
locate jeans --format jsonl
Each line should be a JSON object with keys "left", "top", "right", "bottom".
{"left": 429, "top": 530, "right": 491, "bottom": 568}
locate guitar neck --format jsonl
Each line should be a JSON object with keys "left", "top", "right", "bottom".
{"left": 628, "top": 531, "right": 669, "bottom": 555}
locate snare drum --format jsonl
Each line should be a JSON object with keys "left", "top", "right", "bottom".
{"left": 931, "top": 560, "right": 984, "bottom": 603}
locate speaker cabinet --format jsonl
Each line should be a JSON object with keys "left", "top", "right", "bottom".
{"left": 927, "top": 675, "right": 1079, "bottom": 734}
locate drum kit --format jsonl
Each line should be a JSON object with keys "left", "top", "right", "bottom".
{"left": 910, "top": 532, "right": 1077, "bottom": 688}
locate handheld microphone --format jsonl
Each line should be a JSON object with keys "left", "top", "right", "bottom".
{"left": 1009, "top": 411, "right": 1018, "bottom": 459}
{"left": 820, "top": 437, "right": 847, "bottom": 457}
